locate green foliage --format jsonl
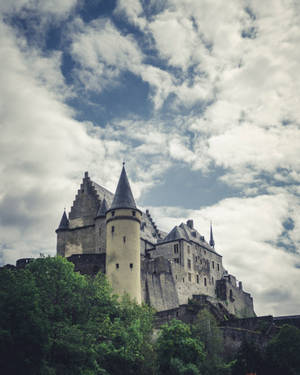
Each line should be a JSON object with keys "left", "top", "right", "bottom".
{"left": 231, "top": 340, "right": 263, "bottom": 375}
{"left": 156, "top": 319, "right": 205, "bottom": 374}
{"left": 0, "top": 257, "right": 154, "bottom": 375}
{"left": 264, "top": 324, "right": 300, "bottom": 375}
{"left": 192, "top": 309, "right": 232, "bottom": 375}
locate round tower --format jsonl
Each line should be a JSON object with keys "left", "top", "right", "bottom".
{"left": 105, "top": 164, "right": 142, "bottom": 303}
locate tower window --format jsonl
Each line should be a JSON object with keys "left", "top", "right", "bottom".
{"left": 212, "top": 276, "right": 214, "bottom": 284}
{"left": 217, "top": 263, "right": 220, "bottom": 271}
{"left": 174, "top": 244, "right": 179, "bottom": 254}
{"left": 132, "top": 211, "right": 136, "bottom": 216}
{"left": 196, "top": 274, "right": 199, "bottom": 284}
{"left": 111, "top": 211, "right": 115, "bottom": 217}
{"left": 112, "top": 226, "right": 115, "bottom": 233}
{"left": 116, "top": 263, "right": 119, "bottom": 269}
{"left": 188, "top": 273, "right": 191, "bottom": 282}
{"left": 204, "top": 277, "right": 207, "bottom": 286}
{"left": 123, "top": 236, "right": 126, "bottom": 243}
{"left": 212, "top": 261, "right": 215, "bottom": 269}
{"left": 130, "top": 263, "right": 133, "bottom": 269}
{"left": 187, "top": 259, "right": 191, "bottom": 269}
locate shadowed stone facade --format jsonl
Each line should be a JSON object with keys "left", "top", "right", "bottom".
{"left": 56, "top": 167, "right": 255, "bottom": 318}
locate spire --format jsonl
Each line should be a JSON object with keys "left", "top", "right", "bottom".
{"left": 110, "top": 165, "right": 137, "bottom": 210}
{"left": 96, "top": 198, "right": 108, "bottom": 218}
{"left": 58, "top": 210, "right": 69, "bottom": 230}
{"left": 209, "top": 221, "right": 215, "bottom": 248}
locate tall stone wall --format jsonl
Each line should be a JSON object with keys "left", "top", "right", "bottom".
{"left": 141, "top": 256, "right": 180, "bottom": 311}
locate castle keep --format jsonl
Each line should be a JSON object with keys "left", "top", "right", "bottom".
{"left": 56, "top": 166, "right": 255, "bottom": 318}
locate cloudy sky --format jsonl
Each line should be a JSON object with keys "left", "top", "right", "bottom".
{"left": 1, "top": 0, "right": 300, "bottom": 316}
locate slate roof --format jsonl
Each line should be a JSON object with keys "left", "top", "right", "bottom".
{"left": 58, "top": 211, "right": 69, "bottom": 229}
{"left": 159, "top": 221, "right": 220, "bottom": 255}
{"left": 110, "top": 165, "right": 137, "bottom": 210}
{"left": 96, "top": 198, "right": 108, "bottom": 218}
{"left": 91, "top": 181, "right": 114, "bottom": 207}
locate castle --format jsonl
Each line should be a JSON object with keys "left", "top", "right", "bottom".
{"left": 56, "top": 165, "right": 255, "bottom": 318}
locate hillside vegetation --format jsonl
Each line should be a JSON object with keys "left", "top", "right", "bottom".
{"left": 1, "top": 257, "right": 300, "bottom": 375}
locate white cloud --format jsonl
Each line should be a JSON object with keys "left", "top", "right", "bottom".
{"left": 0, "top": 0, "right": 77, "bottom": 17}
{"left": 0, "top": 21, "right": 124, "bottom": 265}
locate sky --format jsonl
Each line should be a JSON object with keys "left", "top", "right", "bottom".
{"left": 0, "top": 0, "right": 300, "bottom": 317}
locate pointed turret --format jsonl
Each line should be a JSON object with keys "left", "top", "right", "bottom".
{"left": 106, "top": 163, "right": 142, "bottom": 303}
{"left": 58, "top": 210, "right": 69, "bottom": 230}
{"left": 110, "top": 164, "right": 136, "bottom": 210}
{"left": 96, "top": 198, "right": 108, "bottom": 218}
{"left": 209, "top": 221, "right": 215, "bottom": 248}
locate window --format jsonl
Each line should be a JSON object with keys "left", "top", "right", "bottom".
{"left": 174, "top": 244, "right": 179, "bottom": 254}
{"left": 123, "top": 236, "right": 126, "bottom": 243}
{"left": 196, "top": 274, "right": 199, "bottom": 284}
{"left": 175, "top": 275, "right": 177, "bottom": 280}
{"left": 230, "top": 289, "right": 233, "bottom": 301}
{"left": 111, "top": 211, "right": 115, "bottom": 217}
{"left": 183, "top": 277, "right": 185, "bottom": 283}
{"left": 212, "top": 261, "right": 214, "bottom": 269}
{"left": 187, "top": 246, "right": 190, "bottom": 254}
{"left": 132, "top": 211, "right": 136, "bottom": 216}
{"left": 112, "top": 226, "right": 115, "bottom": 233}
{"left": 130, "top": 263, "right": 133, "bottom": 269}
{"left": 204, "top": 277, "right": 207, "bottom": 286}
{"left": 212, "top": 276, "right": 214, "bottom": 284}
{"left": 188, "top": 273, "right": 192, "bottom": 282}
{"left": 174, "top": 258, "right": 179, "bottom": 264}
{"left": 217, "top": 263, "right": 220, "bottom": 271}
{"left": 116, "top": 263, "right": 119, "bottom": 269}
{"left": 187, "top": 259, "right": 191, "bottom": 269}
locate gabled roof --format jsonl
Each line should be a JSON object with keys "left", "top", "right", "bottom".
{"left": 158, "top": 221, "right": 220, "bottom": 255}
{"left": 110, "top": 165, "right": 137, "bottom": 210}
{"left": 96, "top": 198, "right": 108, "bottom": 218}
{"left": 58, "top": 211, "right": 69, "bottom": 229}
{"left": 163, "top": 225, "right": 187, "bottom": 242}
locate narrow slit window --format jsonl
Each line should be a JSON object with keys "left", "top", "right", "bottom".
{"left": 130, "top": 263, "right": 133, "bottom": 269}
{"left": 112, "top": 226, "right": 115, "bottom": 233}
{"left": 196, "top": 274, "right": 199, "bottom": 284}
{"left": 212, "top": 261, "right": 215, "bottom": 269}
{"left": 123, "top": 236, "right": 126, "bottom": 243}
{"left": 188, "top": 273, "right": 191, "bottom": 282}
{"left": 116, "top": 263, "right": 119, "bottom": 269}
{"left": 204, "top": 277, "right": 207, "bottom": 286}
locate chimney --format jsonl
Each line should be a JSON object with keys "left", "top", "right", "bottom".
{"left": 187, "top": 220, "right": 193, "bottom": 229}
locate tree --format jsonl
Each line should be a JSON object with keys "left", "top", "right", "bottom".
{"left": 156, "top": 319, "right": 205, "bottom": 375}
{"left": 0, "top": 267, "right": 49, "bottom": 375}
{"left": 231, "top": 340, "right": 263, "bottom": 375}
{"left": 192, "top": 309, "right": 232, "bottom": 375}
{"left": 264, "top": 324, "right": 300, "bottom": 375}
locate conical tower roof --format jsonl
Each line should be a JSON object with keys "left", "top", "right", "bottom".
{"left": 96, "top": 198, "right": 108, "bottom": 218}
{"left": 110, "top": 165, "right": 137, "bottom": 210}
{"left": 209, "top": 221, "right": 215, "bottom": 248}
{"left": 58, "top": 210, "right": 69, "bottom": 230}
